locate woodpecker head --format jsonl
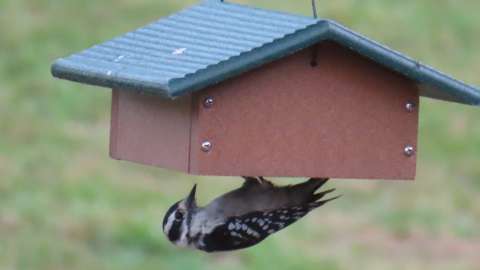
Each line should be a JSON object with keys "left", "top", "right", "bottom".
{"left": 162, "top": 184, "right": 197, "bottom": 247}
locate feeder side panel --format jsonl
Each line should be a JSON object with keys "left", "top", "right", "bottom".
{"left": 189, "top": 41, "right": 419, "bottom": 180}
{"left": 110, "top": 89, "right": 192, "bottom": 172}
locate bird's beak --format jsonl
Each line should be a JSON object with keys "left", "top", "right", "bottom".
{"left": 185, "top": 184, "right": 197, "bottom": 209}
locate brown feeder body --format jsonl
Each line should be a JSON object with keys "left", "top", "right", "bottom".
{"left": 110, "top": 42, "right": 419, "bottom": 180}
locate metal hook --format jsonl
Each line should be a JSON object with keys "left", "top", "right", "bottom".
{"left": 311, "top": 0, "right": 318, "bottom": 19}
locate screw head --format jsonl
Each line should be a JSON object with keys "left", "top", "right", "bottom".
{"left": 404, "top": 145, "right": 415, "bottom": 157}
{"left": 201, "top": 141, "right": 212, "bottom": 152}
{"left": 405, "top": 101, "right": 416, "bottom": 112}
{"left": 203, "top": 96, "right": 214, "bottom": 108}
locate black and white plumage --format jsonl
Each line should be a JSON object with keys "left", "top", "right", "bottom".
{"left": 162, "top": 177, "right": 339, "bottom": 252}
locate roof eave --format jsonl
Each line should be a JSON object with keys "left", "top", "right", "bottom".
{"left": 52, "top": 58, "right": 175, "bottom": 98}
{"left": 325, "top": 21, "right": 480, "bottom": 106}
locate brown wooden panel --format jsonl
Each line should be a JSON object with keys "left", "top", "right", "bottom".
{"left": 190, "top": 42, "right": 419, "bottom": 180}
{"left": 110, "top": 89, "right": 192, "bottom": 172}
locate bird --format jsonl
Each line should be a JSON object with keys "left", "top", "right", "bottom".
{"left": 162, "top": 176, "right": 340, "bottom": 252}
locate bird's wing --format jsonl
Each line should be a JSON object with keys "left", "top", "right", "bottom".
{"left": 200, "top": 197, "right": 339, "bottom": 252}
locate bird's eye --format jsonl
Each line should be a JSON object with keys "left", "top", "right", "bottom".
{"left": 175, "top": 211, "right": 184, "bottom": 220}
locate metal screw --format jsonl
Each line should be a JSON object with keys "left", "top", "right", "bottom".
{"left": 203, "top": 96, "right": 214, "bottom": 108}
{"left": 201, "top": 141, "right": 212, "bottom": 152}
{"left": 404, "top": 145, "right": 415, "bottom": 157}
{"left": 405, "top": 101, "right": 416, "bottom": 112}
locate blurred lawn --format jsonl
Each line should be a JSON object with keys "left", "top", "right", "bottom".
{"left": 1, "top": 0, "right": 480, "bottom": 269}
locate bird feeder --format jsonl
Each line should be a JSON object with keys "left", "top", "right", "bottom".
{"left": 51, "top": 0, "right": 480, "bottom": 181}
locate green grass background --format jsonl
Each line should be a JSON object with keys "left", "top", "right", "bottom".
{"left": 1, "top": 0, "right": 480, "bottom": 269}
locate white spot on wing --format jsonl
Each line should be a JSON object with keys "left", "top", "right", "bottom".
{"left": 247, "top": 228, "right": 260, "bottom": 238}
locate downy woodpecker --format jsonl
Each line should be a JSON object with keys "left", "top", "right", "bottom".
{"left": 162, "top": 177, "right": 339, "bottom": 252}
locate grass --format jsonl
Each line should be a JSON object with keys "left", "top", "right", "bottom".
{"left": 1, "top": 0, "right": 480, "bottom": 269}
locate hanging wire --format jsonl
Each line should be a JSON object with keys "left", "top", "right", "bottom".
{"left": 310, "top": 0, "right": 319, "bottom": 66}
{"left": 311, "top": 0, "right": 318, "bottom": 19}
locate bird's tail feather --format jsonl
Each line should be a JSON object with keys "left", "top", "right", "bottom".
{"left": 310, "top": 195, "right": 342, "bottom": 208}
{"left": 311, "top": 188, "right": 336, "bottom": 201}
{"left": 307, "top": 178, "right": 329, "bottom": 190}
{"left": 305, "top": 178, "right": 332, "bottom": 203}
{"left": 305, "top": 178, "right": 341, "bottom": 206}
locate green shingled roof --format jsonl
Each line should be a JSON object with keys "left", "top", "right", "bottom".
{"left": 52, "top": 0, "right": 480, "bottom": 106}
